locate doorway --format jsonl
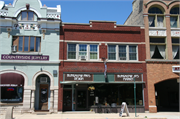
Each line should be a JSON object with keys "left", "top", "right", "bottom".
{"left": 76, "top": 90, "right": 87, "bottom": 110}
{"left": 35, "top": 74, "right": 50, "bottom": 111}
{"left": 39, "top": 84, "right": 49, "bottom": 110}
{"left": 155, "top": 79, "right": 179, "bottom": 112}
{"left": 63, "top": 90, "right": 72, "bottom": 111}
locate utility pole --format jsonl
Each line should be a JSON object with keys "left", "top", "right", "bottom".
{"left": 134, "top": 77, "right": 137, "bottom": 117}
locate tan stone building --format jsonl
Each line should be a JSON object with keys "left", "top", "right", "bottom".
{"left": 125, "top": 0, "right": 180, "bottom": 113}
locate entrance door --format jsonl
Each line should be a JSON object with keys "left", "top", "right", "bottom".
{"left": 155, "top": 79, "right": 179, "bottom": 112}
{"left": 77, "top": 90, "right": 87, "bottom": 110}
{"left": 39, "top": 84, "right": 49, "bottom": 110}
{"left": 63, "top": 90, "right": 72, "bottom": 111}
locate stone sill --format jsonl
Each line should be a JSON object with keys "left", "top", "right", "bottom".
{"left": 0, "top": 103, "right": 23, "bottom": 106}
{"left": 146, "top": 59, "right": 180, "bottom": 63}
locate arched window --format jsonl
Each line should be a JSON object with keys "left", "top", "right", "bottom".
{"left": 170, "top": 7, "right": 179, "bottom": 28}
{"left": 148, "top": 7, "right": 163, "bottom": 14}
{"left": 170, "top": 7, "right": 179, "bottom": 14}
{"left": 148, "top": 7, "right": 164, "bottom": 27}
{"left": 20, "top": 11, "right": 34, "bottom": 21}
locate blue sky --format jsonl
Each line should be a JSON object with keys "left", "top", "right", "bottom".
{"left": 3, "top": 0, "right": 134, "bottom": 25}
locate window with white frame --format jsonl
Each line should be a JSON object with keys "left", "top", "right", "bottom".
{"left": 170, "top": 7, "right": 179, "bottom": 28}
{"left": 150, "top": 38, "right": 166, "bottom": 59}
{"left": 108, "top": 45, "right": 138, "bottom": 61}
{"left": 172, "top": 38, "right": 180, "bottom": 59}
{"left": 67, "top": 44, "right": 98, "bottom": 60}
{"left": 108, "top": 45, "right": 116, "bottom": 60}
{"left": 148, "top": 7, "right": 164, "bottom": 27}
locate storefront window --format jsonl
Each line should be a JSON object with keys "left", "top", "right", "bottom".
{"left": 88, "top": 84, "right": 143, "bottom": 106}
{"left": 1, "top": 87, "right": 23, "bottom": 102}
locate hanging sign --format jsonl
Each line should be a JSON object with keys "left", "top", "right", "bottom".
{"left": 119, "top": 102, "right": 130, "bottom": 117}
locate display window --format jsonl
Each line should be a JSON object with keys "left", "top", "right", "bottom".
{"left": 88, "top": 84, "right": 143, "bottom": 106}
{"left": 1, "top": 87, "right": 23, "bottom": 102}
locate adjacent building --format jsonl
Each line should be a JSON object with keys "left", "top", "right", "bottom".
{"left": 125, "top": 0, "right": 180, "bottom": 113}
{"left": 0, "top": 0, "right": 61, "bottom": 113}
{"left": 59, "top": 21, "right": 148, "bottom": 113}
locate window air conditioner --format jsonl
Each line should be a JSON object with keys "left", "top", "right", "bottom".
{"left": 80, "top": 55, "right": 86, "bottom": 60}
{"left": 119, "top": 57, "right": 126, "bottom": 60}
{"left": 11, "top": 46, "right": 17, "bottom": 53}
{"left": 40, "top": 77, "right": 47, "bottom": 83}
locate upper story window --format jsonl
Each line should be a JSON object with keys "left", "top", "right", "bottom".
{"left": 150, "top": 38, "right": 166, "bottom": 59}
{"left": 170, "top": 7, "right": 179, "bottom": 28}
{"left": 108, "top": 45, "right": 138, "bottom": 61}
{"left": 67, "top": 44, "right": 99, "bottom": 60}
{"left": 21, "top": 11, "right": 34, "bottom": 21}
{"left": 12, "top": 36, "right": 41, "bottom": 52}
{"left": 148, "top": 7, "right": 164, "bottom": 27}
{"left": 172, "top": 38, "right": 180, "bottom": 59}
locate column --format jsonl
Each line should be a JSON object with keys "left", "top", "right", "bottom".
{"left": 72, "top": 84, "right": 75, "bottom": 111}
{"left": 50, "top": 90, "right": 54, "bottom": 113}
{"left": 54, "top": 89, "right": 59, "bottom": 112}
{"left": 143, "top": 13, "right": 151, "bottom": 59}
{"left": 30, "top": 90, "right": 35, "bottom": 112}
{"left": 22, "top": 89, "right": 31, "bottom": 113}
{"left": 165, "top": 14, "right": 173, "bottom": 60}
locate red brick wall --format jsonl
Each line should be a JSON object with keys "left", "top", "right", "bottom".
{"left": 147, "top": 62, "right": 179, "bottom": 113}
{"left": 58, "top": 21, "right": 148, "bottom": 111}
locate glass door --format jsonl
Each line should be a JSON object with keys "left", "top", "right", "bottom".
{"left": 39, "top": 84, "right": 49, "bottom": 110}
{"left": 77, "top": 90, "right": 87, "bottom": 110}
{"left": 63, "top": 90, "right": 72, "bottom": 111}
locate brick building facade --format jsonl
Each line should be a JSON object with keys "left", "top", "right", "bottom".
{"left": 58, "top": 21, "right": 148, "bottom": 113}
{"left": 125, "top": 0, "right": 180, "bottom": 113}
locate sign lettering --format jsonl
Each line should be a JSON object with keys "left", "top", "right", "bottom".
{"left": 1, "top": 54, "right": 49, "bottom": 61}
{"left": 65, "top": 73, "right": 93, "bottom": 81}
{"left": 115, "top": 74, "right": 142, "bottom": 82}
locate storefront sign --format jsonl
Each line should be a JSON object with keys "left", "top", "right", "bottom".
{"left": 90, "top": 91, "right": 94, "bottom": 96}
{"left": 1, "top": 54, "right": 49, "bottom": 61}
{"left": 172, "top": 66, "right": 180, "bottom": 73}
{"left": 171, "top": 30, "right": 180, "bottom": 37}
{"left": 115, "top": 74, "right": 142, "bottom": 82}
{"left": 64, "top": 73, "right": 93, "bottom": 81}
{"left": 0, "top": 84, "right": 22, "bottom": 87}
{"left": 149, "top": 29, "right": 166, "bottom": 36}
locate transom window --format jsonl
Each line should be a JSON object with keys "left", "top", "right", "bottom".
{"left": 67, "top": 44, "right": 98, "bottom": 60}
{"left": 12, "top": 36, "right": 41, "bottom": 52}
{"left": 148, "top": 7, "right": 163, "bottom": 14}
{"left": 108, "top": 45, "right": 138, "bottom": 61}
{"left": 172, "top": 38, "right": 180, "bottom": 59}
{"left": 170, "top": 7, "right": 179, "bottom": 14}
{"left": 170, "top": 7, "right": 179, "bottom": 28}
{"left": 148, "top": 7, "right": 164, "bottom": 27}
{"left": 21, "top": 11, "right": 34, "bottom": 21}
{"left": 150, "top": 38, "right": 166, "bottom": 59}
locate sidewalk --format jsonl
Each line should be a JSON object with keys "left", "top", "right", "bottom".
{"left": 1, "top": 112, "right": 180, "bottom": 119}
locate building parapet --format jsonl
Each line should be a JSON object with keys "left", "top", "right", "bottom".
{"left": 0, "top": 10, "right": 8, "bottom": 16}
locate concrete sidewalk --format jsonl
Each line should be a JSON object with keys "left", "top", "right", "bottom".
{"left": 0, "top": 112, "right": 180, "bottom": 119}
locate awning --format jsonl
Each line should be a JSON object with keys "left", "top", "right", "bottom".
{"left": 0, "top": 73, "right": 24, "bottom": 87}
{"left": 60, "top": 81, "right": 145, "bottom": 84}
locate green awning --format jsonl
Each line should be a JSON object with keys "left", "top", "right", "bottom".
{"left": 60, "top": 81, "right": 145, "bottom": 84}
